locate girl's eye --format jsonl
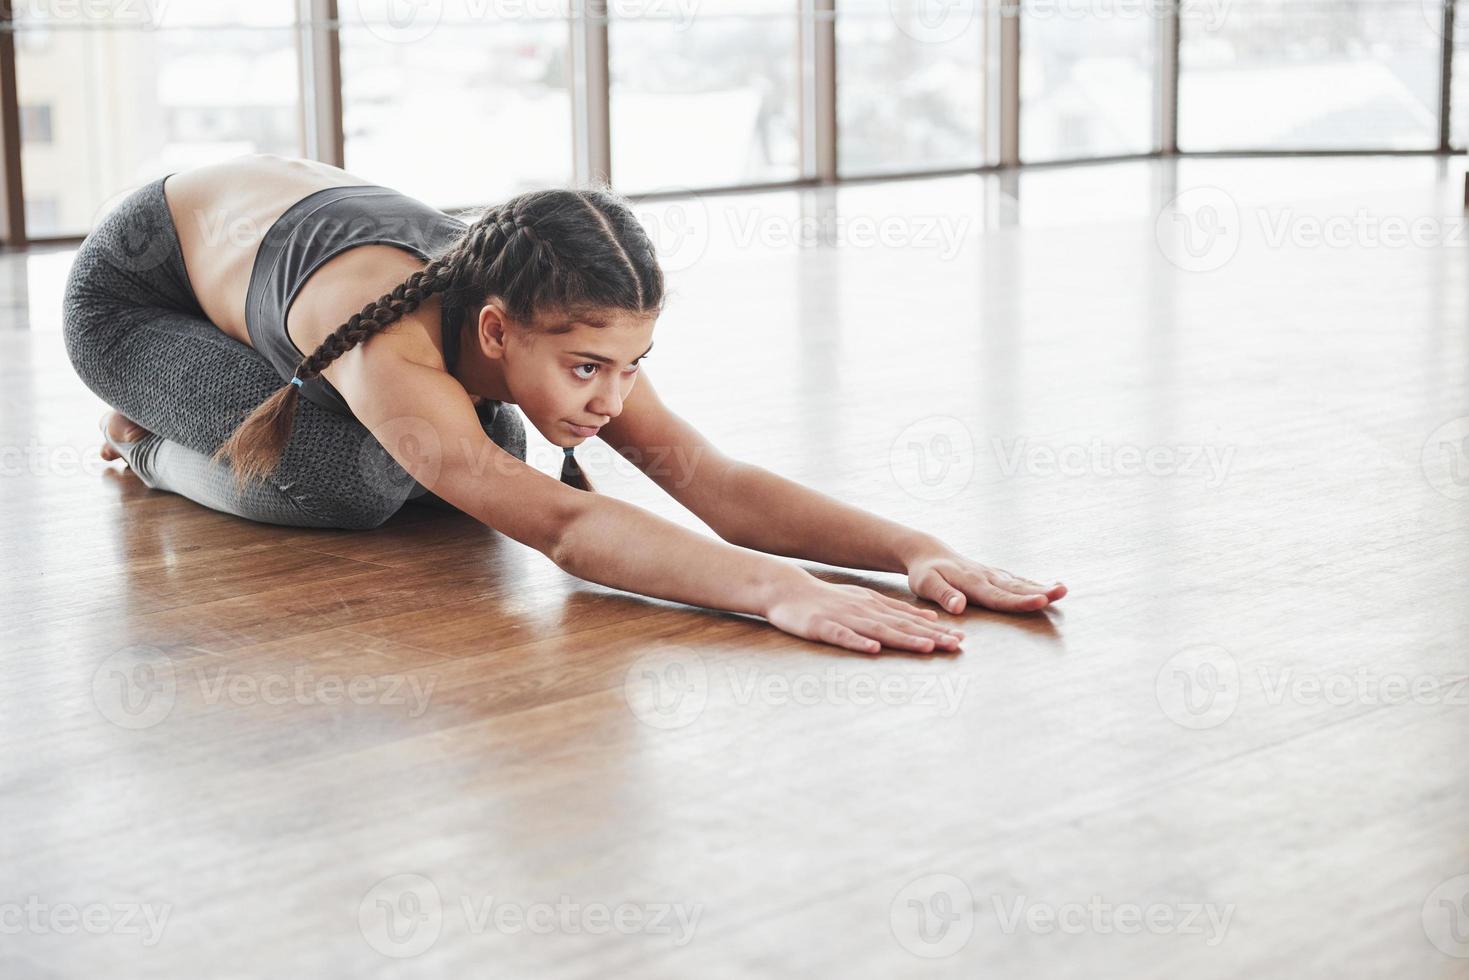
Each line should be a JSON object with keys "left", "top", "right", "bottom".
{"left": 572, "top": 360, "right": 643, "bottom": 381}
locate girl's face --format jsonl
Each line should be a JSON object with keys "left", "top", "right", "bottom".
{"left": 483, "top": 305, "right": 657, "bottom": 448}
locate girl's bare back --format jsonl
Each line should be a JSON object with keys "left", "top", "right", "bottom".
{"left": 163, "top": 154, "right": 444, "bottom": 368}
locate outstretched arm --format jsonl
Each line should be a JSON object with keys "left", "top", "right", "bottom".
{"left": 712, "top": 462, "right": 1067, "bottom": 614}
{"left": 598, "top": 369, "right": 1067, "bottom": 616}
{"left": 335, "top": 352, "right": 964, "bottom": 655}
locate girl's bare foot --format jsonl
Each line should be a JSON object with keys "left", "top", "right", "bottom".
{"left": 98, "top": 410, "right": 152, "bottom": 462}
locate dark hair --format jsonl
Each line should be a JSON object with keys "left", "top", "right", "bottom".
{"left": 211, "top": 185, "right": 664, "bottom": 495}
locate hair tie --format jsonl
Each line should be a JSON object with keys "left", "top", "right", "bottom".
{"left": 290, "top": 376, "right": 304, "bottom": 388}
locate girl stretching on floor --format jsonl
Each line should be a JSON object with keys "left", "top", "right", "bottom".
{"left": 63, "top": 154, "right": 1066, "bottom": 654}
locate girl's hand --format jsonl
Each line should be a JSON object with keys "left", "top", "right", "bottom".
{"left": 763, "top": 574, "right": 966, "bottom": 655}
{"left": 906, "top": 547, "right": 1067, "bottom": 614}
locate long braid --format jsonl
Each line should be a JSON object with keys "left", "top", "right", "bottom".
{"left": 210, "top": 260, "right": 458, "bottom": 491}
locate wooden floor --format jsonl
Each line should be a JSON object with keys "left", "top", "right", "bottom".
{"left": 3, "top": 155, "right": 1468, "bottom": 978}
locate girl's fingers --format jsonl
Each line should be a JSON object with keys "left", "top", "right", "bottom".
{"left": 819, "top": 620, "right": 880, "bottom": 653}
{"left": 856, "top": 586, "right": 940, "bottom": 621}
{"left": 966, "top": 575, "right": 1049, "bottom": 612}
{"left": 910, "top": 568, "right": 967, "bottom": 614}
{"left": 875, "top": 614, "right": 963, "bottom": 649}
{"left": 874, "top": 596, "right": 952, "bottom": 631}
{"left": 849, "top": 618, "right": 942, "bottom": 654}
{"left": 995, "top": 568, "right": 1067, "bottom": 600}
{"left": 990, "top": 572, "right": 1054, "bottom": 596}
{"left": 864, "top": 592, "right": 961, "bottom": 637}
{"left": 872, "top": 592, "right": 940, "bottom": 620}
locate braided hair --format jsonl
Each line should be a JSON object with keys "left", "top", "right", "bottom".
{"left": 212, "top": 186, "right": 664, "bottom": 494}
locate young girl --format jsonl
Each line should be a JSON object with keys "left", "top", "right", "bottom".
{"left": 63, "top": 154, "right": 1066, "bottom": 654}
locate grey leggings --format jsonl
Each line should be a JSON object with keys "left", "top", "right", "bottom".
{"left": 61, "top": 176, "right": 527, "bottom": 530}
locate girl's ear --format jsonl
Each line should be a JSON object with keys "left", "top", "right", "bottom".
{"left": 477, "top": 300, "right": 510, "bottom": 359}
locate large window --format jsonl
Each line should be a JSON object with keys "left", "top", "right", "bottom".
{"left": 1020, "top": 0, "right": 1157, "bottom": 161}
{"left": 13, "top": 1, "right": 300, "bottom": 237}
{"left": 609, "top": 2, "right": 800, "bottom": 192}
{"left": 2, "top": 0, "right": 1464, "bottom": 242}
{"left": 837, "top": 0, "right": 988, "bottom": 175}
{"left": 338, "top": 0, "right": 574, "bottom": 209}
{"left": 1178, "top": 0, "right": 1442, "bottom": 150}
{"left": 1451, "top": 0, "right": 1469, "bottom": 148}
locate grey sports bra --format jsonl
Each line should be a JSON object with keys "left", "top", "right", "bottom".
{"left": 244, "top": 183, "right": 468, "bottom": 417}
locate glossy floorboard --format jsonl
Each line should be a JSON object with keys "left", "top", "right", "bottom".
{"left": 2, "top": 155, "right": 1467, "bottom": 978}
